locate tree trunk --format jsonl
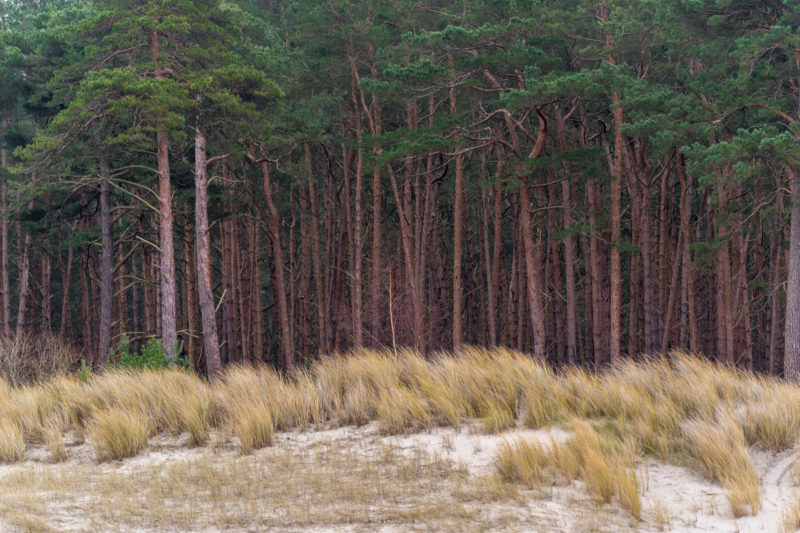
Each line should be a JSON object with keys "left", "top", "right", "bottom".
{"left": 59, "top": 232, "right": 74, "bottom": 338}
{"left": 351, "top": 148, "right": 364, "bottom": 347}
{"left": 183, "top": 214, "right": 198, "bottom": 367}
{"left": 490, "top": 176, "right": 504, "bottom": 348}
{"left": 40, "top": 248, "right": 52, "bottom": 333}
{"left": 305, "top": 145, "right": 327, "bottom": 354}
{"left": 261, "top": 161, "right": 293, "bottom": 371}
{"left": 609, "top": 94, "right": 624, "bottom": 362}
{"left": 16, "top": 223, "right": 32, "bottom": 338}
{"left": 785, "top": 165, "right": 800, "bottom": 380}
{"left": 151, "top": 27, "right": 177, "bottom": 360}
{"left": 194, "top": 122, "right": 221, "bottom": 376}
{"left": 555, "top": 110, "right": 578, "bottom": 364}
{"left": 0, "top": 114, "right": 8, "bottom": 337}
{"left": 518, "top": 112, "right": 548, "bottom": 359}
{"left": 97, "top": 154, "right": 114, "bottom": 366}
{"left": 80, "top": 253, "right": 92, "bottom": 354}
{"left": 130, "top": 247, "right": 142, "bottom": 352}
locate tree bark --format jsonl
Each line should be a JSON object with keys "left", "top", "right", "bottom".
{"left": 305, "top": 145, "right": 327, "bottom": 354}
{"left": 59, "top": 231, "right": 74, "bottom": 338}
{"left": 451, "top": 97, "right": 465, "bottom": 349}
{"left": 151, "top": 27, "right": 177, "bottom": 360}
{"left": 97, "top": 153, "right": 114, "bottom": 366}
{"left": 518, "top": 111, "right": 548, "bottom": 360}
{"left": 15, "top": 222, "right": 32, "bottom": 337}
{"left": 194, "top": 122, "right": 221, "bottom": 376}
{"left": 80, "top": 252, "right": 92, "bottom": 354}
{"left": 261, "top": 161, "right": 293, "bottom": 371}
{"left": 0, "top": 114, "right": 8, "bottom": 337}
{"left": 784, "top": 165, "right": 800, "bottom": 380}
{"left": 183, "top": 214, "right": 198, "bottom": 367}
{"left": 555, "top": 109, "right": 578, "bottom": 364}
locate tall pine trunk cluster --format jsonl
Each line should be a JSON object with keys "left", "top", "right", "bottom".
{"left": 3, "top": 0, "right": 800, "bottom": 378}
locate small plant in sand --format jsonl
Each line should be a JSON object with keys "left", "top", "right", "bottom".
{"left": 783, "top": 491, "right": 800, "bottom": 533}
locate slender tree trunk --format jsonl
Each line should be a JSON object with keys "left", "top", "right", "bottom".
{"left": 640, "top": 182, "right": 658, "bottom": 354}
{"left": 16, "top": 222, "right": 32, "bottom": 338}
{"left": 1, "top": 176, "right": 8, "bottom": 338}
{"left": 305, "top": 145, "right": 327, "bottom": 354}
{"left": 97, "top": 154, "right": 114, "bottom": 366}
{"left": 587, "top": 181, "right": 604, "bottom": 365}
{"left": 351, "top": 148, "right": 364, "bottom": 347}
{"left": 151, "top": 27, "right": 177, "bottom": 360}
{"left": 219, "top": 223, "right": 230, "bottom": 364}
{"left": 262, "top": 161, "right": 293, "bottom": 371}
{"left": 194, "top": 122, "right": 221, "bottom": 376}
{"left": 555, "top": 110, "right": 578, "bottom": 364}
{"left": 130, "top": 248, "right": 142, "bottom": 351}
{"left": 59, "top": 233, "right": 74, "bottom": 338}
{"left": 451, "top": 98, "right": 464, "bottom": 348}
{"left": 716, "top": 177, "right": 735, "bottom": 364}
{"left": 0, "top": 114, "right": 7, "bottom": 337}
{"left": 770, "top": 222, "right": 784, "bottom": 375}
{"left": 115, "top": 251, "right": 128, "bottom": 339}
{"left": 490, "top": 175, "right": 504, "bottom": 347}
{"left": 518, "top": 112, "right": 548, "bottom": 359}
{"left": 784, "top": 165, "right": 800, "bottom": 380}
{"left": 80, "top": 253, "right": 92, "bottom": 354}
{"left": 609, "top": 94, "right": 624, "bottom": 362}
{"left": 387, "top": 163, "right": 423, "bottom": 349}
{"left": 183, "top": 214, "right": 198, "bottom": 367}
{"left": 661, "top": 227, "right": 683, "bottom": 353}
{"left": 40, "top": 247, "right": 51, "bottom": 333}
{"left": 252, "top": 221, "right": 264, "bottom": 362}
{"left": 677, "top": 151, "right": 695, "bottom": 351}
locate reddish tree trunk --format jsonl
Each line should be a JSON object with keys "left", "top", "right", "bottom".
{"left": 785, "top": 165, "right": 800, "bottom": 379}
{"left": 151, "top": 27, "right": 177, "bottom": 360}
{"left": 0, "top": 114, "right": 7, "bottom": 337}
{"left": 194, "top": 123, "right": 221, "bottom": 376}
{"left": 97, "top": 155, "right": 114, "bottom": 366}
{"left": 262, "top": 161, "right": 293, "bottom": 371}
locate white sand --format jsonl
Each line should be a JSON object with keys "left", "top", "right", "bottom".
{"left": 0, "top": 423, "right": 797, "bottom": 532}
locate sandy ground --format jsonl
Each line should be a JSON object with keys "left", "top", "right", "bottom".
{"left": 0, "top": 423, "right": 796, "bottom": 532}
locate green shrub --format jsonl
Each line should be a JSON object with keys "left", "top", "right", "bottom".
{"left": 110, "top": 336, "right": 190, "bottom": 370}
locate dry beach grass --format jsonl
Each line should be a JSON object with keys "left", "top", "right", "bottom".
{"left": 0, "top": 347, "right": 799, "bottom": 531}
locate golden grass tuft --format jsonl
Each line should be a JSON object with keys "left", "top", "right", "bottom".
{"left": 495, "top": 420, "right": 641, "bottom": 519}
{"left": 376, "top": 385, "right": 431, "bottom": 434}
{"left": 782, "top": 491, "right": 800, "bottom": 533}
{"left": 683, "top": 412, "right": 761, "bottom": 516}
{"left": 232, "top": 401, "right": 274, "bottom": 454}
{"left": 495, "top": 437, "right": 550, "bottom": 486}
{"left": 737, "top": 383, "right": 800, "bottom": 451}
{"left": 614, "top": 466, "right": 641, "bottom": 519}
{"left": 568, "top": 421, "right": 615, "bottom": 503}
{"left": 42, "top": 418, "right": 67, "bottom": 462}
{"left": 89, "top": 408, "right": 150, "bottom": 462}
{"left": 0, "top": 419, "right": 25, "bottom": 463}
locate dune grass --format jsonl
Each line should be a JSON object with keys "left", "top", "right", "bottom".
{"left": 0, "top": 346, "right": 795, "bottom": 520}
{"left": 496, "top": 419, "right": 641, "bottom": 519}
{"left": 89, "top": 407, "right": 151, "bottom": 461}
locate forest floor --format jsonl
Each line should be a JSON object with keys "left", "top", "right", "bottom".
{"left": 0, "top": 420, "right": 796, "bottom": 532}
